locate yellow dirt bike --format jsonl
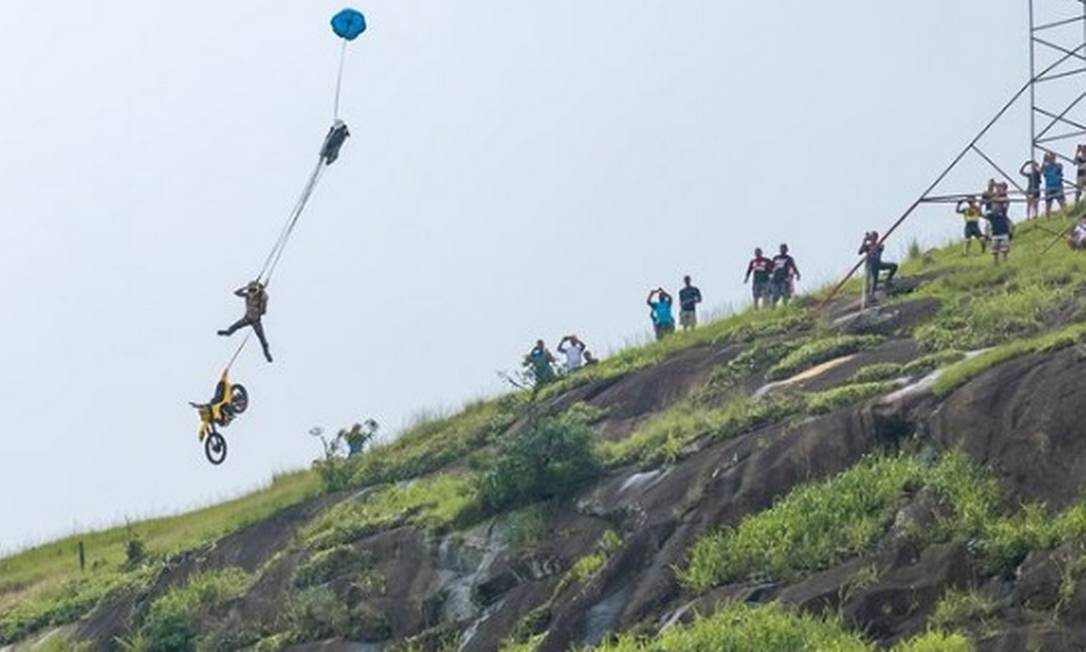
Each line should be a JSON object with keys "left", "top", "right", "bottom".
{"left": 190, "top": 370, "right": 249, "bottom": 465}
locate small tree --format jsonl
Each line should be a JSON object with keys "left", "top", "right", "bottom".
{"left": 310, "top": 420, "right": 379, "bottom": 492}
{"left": 478, "top": 412, "right": 601, "bottom": 512}
{"left": 124, "top": 519, "right": 146, "bottom": 567}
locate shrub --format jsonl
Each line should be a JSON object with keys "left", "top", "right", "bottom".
{"left": 766, "top": 336, "right": 882, "bottom": 381}
{"left": 477, "top": 413, "right": 601, "bottom": 512}
{"left": 141, "top": 568, "right": 249, "bottom": 652}
{"left": 294, "top": 545, "right": 372, "bottom": 589}
{"left": 283, "top": 588, "right": 351, "bottom": 642}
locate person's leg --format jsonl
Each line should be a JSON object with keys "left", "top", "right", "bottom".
{"left": 218, "top": 316, "right": 250, "bottom": 336}
{"left": 251, "top": 320, "right": 273, "bottom": 362}
{"left": 882, "top": 262, "right": 898, "bottom": 286}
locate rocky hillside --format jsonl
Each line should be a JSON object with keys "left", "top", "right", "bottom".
{"left": 7, "top": 218, "right": 1086, "bottom": 652}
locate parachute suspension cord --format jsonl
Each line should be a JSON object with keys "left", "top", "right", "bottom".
{"left": 257, "top": 158, "right": 327, "bottom": 287}
{"left": 333, "top": 39, "right": 348, "bottom": 120}
{"left": 224, "top": 331, "right": 251, "bottom": 371}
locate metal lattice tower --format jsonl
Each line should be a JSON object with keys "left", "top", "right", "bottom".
{"left": 1029, "top": 0, "right": 1086, "bottom": 165}
{"left": 822, "top": 0, "right": 1086, "bottom": 306}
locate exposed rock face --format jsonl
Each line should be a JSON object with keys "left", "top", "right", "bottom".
{"left": 56, "top": 330, "right": 1086, "bottom": 651}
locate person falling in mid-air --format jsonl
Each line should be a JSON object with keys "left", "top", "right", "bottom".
{"left": 321, "top": 120, "right": 350, "bottom": 165}
{"left": 678, "top": 275, "right": 703, "bottom": 331}
{"left": 1020, "top": 160, "right": 1042, "bottom": 220}
{"left": 956, "top": 196, "right": 986, "bottom": 255}
{"left": 744, "top": 247, "right": 773, "bottom": 310}
{"left": 770, "top": 244, "right": 801, "bottom": 307}
{"left": 218, "top": 281, "right": 273, "bottom": 363}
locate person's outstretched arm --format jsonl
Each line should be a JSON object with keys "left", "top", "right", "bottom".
{"left": 646, "top": 290, "right": 656, "bottom": 307}
{"left": 234, "top": 286, "right": 247, "bottom": 297}
{"left": 792, "top": 259, "right": 802, "bottom": 280}
{"left": 955, "top": 199, "right": 967, "bottom": 214}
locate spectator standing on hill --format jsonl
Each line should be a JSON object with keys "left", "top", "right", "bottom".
{"left": 744, "top": 247, "right": 774, "bottom": 310}
{"left": 1020, "top": 161, "right": 1041, "bottom": 220}
{"left": 770, "top": 244, "right": 801, "bottom": 307}
{"left": 556, "top": 335, "right": 587, "bottom": 373}
{"left": 1076, "top": 145, "right": 1086, "bottom": 203}
{"left": 678, "top": 276, "right": 703, "bottom": 331}
{"left": 858, "top": 231, "right": 898, "bottom": 303}
{"left": 646, "top": 288, "right": 676, "bottom": 340}
{"left": 1043, "top": 152, "right": 1067, "bottom": 217}
{"left": 984, "top": 208, "right": 1013, "bottom": 264}
{"left": 957, "top": 196, "right": 987, "bottom": 255}
{"left": 525, "top": 340, "right": 556, "bottom": 386}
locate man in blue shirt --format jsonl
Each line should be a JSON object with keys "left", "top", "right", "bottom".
{"left": 984, "top": 210, "right": 1013, "bottom": 264}
{"left": 1042, "top": 152, "right": 1067, "bottom": 217}
{"left": 646, "top": 288, "right": 675, "bottom": 340}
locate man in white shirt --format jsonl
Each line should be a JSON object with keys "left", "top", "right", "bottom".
{"left": 557, "top": 335, "right": 587, "bottom": 373}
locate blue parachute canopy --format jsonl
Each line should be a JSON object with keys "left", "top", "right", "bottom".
{"left": 331, "top": 8, "right": 367, "bottom": 41}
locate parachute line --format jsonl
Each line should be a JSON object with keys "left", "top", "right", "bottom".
{"left": 333, "top": 39, "right": 348, "bottom": 120}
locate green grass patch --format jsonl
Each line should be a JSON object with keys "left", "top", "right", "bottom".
{"left": 140, "top": 567, "right": 250, "bottom": 652}
{"left": 535, "top": 308, "right": 815, "bottom": 401}
{"left": 900, "top": 350, "right": 966, "bottom": 378}
{"left": 349, "top": 398, "right": 518, "bottom": 487}
{"left": 806, "top": 382, "right": 898, "bottom": 415}
{"left": 698, "top": 339, "right": 807, "bottom": 404}
{"left": 0, "top": 470, "right": 318, "bottom": 644}
{"left": 680, "top": 455, "right": 927, "bottom": 589}
{"left": 930, "top": 589, "right": 997, "bottom": 631}
{"left": 599, "top": 396, "right": 802, "bottom": 468}
{"left": 589, "top": 601, "right": 972, "bottom": 652}
{"left": 848, "top": 363, "right": 905, "bottom": 384}
{"left": 766, "top": 336, "right": 883, "bottom": 381}
{"left": 933, "top": 322, "right": 1086, "bottom": 396}
{"left": 302, "top": 473, "right": 477, "bottom": 552}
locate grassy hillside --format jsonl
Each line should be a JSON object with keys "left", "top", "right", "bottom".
{"left": 7, "top": 213, "right": 1086, "bottom": 650}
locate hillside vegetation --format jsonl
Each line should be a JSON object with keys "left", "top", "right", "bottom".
{"left": 7, "top": 216, "right": 1086, "bottom": 651}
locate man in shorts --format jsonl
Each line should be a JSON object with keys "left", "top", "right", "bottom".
{"left": 646, "top": 288, "right": 676, "bottom": 340}
{"left": 678, "top": 275, "right": 703, "bottom": 331}
{"left": 984, "top": 208, "right": 1012, "bottom": 264}
{"left": 1042, "top": 152, "right": 1067, "bottom": 217}
{"left": 956, "top": 196, "right": 986, "bottom": 254}
{"left": 744, "top": 247, "right": 773, "bottom": 309}
{"left": 770, "top": 244, "right": 801, "bottom": 307}
{"left": 1019, "top": 161, "right": 1041, "bottom": 220}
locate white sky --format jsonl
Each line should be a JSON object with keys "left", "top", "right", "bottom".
{"left": 0, "top": 0, "right": 1073, "bottom": 552}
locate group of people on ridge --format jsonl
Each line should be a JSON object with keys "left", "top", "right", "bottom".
{"left": 525, "top": 335, "right": 599, "bottom": 386}
{"left": 743, "top": 245, "right": 801, "bottom": 310}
